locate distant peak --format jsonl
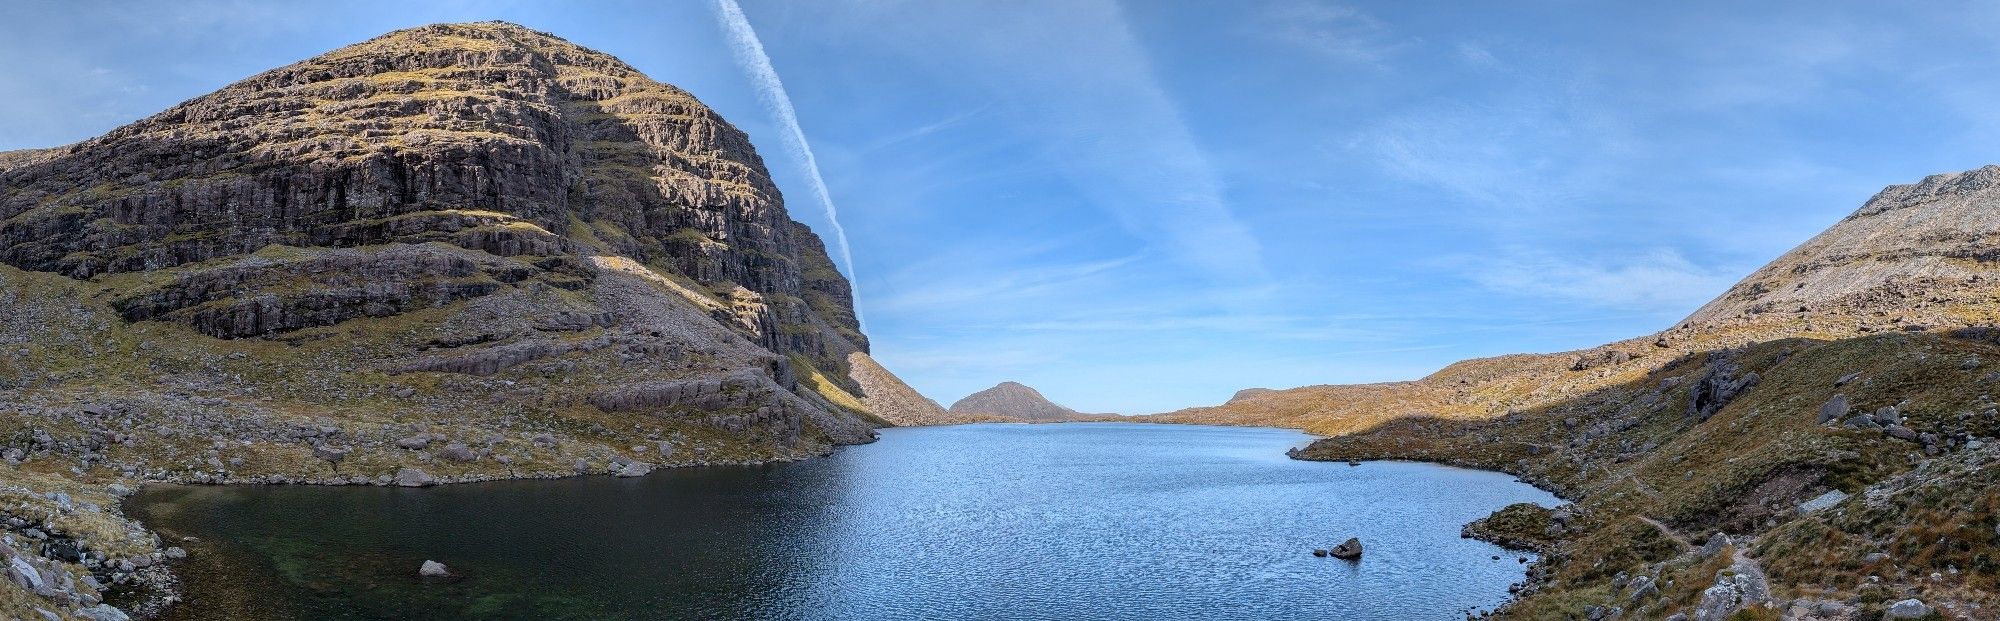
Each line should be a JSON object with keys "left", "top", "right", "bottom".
{"left": 948, "top": 381, "right": 1082, "bottom": 421}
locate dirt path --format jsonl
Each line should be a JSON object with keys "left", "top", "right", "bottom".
{"left": 1636, "top": 515, "right": 1694, "bottom": 550}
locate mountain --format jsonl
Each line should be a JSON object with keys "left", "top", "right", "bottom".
{"left": 1685, "top": 165, "right": 2000, "bottom": 332}
{"left": 949, "top": 381, "right": 1092, "bottom": 422}
{"left": 0, "top": 22, "right": 927, "bottom": 618}
{"left": 846, "top": 352, "right": 964, "bottom": 426}
{"left": 1156, "top": 166, "right": 2000, "bottom": 619}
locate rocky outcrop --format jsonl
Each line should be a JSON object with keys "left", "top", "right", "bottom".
{"left": 948, "top": 381, "right": 1091, "bottom": 422}
{"left": 0, "top": 22, "right": 931, "bottom": 617}
{"left": 0, "top": 20, "right": 866, "bottom": 381}
{"left": 1685, "top": 165, "right": 2000, "bottom": 331}
{"left": 0, "top": 21, "right": 917, "bottom": 449}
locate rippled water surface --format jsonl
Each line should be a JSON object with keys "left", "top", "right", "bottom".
{"left": 130, "top": 423, "right": 1557, "bottom": 620}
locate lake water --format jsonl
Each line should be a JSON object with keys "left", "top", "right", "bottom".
{"left": 127, "top": 423, "right": 1557, "bottom": 620}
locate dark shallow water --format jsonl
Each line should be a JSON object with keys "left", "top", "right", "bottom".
{"left": 129, "top": 423, "right": 1556, "bottom": 620}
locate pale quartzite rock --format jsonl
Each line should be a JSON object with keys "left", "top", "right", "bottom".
{"left": 1883, "top": 599, "right": 1930, "bottom": 619}
{"left": 420, "top": 560, "right": 450, "bottom": 577}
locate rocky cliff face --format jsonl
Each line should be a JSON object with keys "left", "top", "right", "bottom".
{"left": 0, "top": 22, "right": 926, "bottom": 619}
{"left": 1157, "top": 166, "right": 2000, "bottom": 618}
{"left": 0, "top": 19, "right": 903, "bottom": 465}
{"left": 948, "top": 381, "right": 1088, "bottom": 421}
{"left": 0, "top": 21, "right": 865, "bottom": 379}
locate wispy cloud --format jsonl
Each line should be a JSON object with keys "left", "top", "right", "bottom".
{"left": 1253, "top": 0, "right": 1407, "bottom": 65}
{"left": 1464, "top": 247, "right": 1739, "bottom": 313}
{"left": 709, "top": 0, "right": 865, "bottom": 325}
{"left": 1456, "top": 42, "right": 1499, "bottom": 69}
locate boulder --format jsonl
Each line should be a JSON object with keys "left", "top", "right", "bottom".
{"left": 1798, "top": 490, "right": 1848, "bottom": 513}
{"left": 313, "top": 445, "right": 350, "bottom": 463}
{"left": 74, "top": 605, "right": 131, "bottom": 621}
{"left": 394, "top": 468, "right": 436, "bottom": 487}
{"left": 614, "top": 462, "right": 653, "bottom": 478}
{"left": 1884, "top": 425, "right": 1918, "bottom": 441}
{"left": 7, "top": 556, "right": 44, "bottom": 591}
{"left": 1883, "top": 599, "right": 1930, "bottom": 619}
{"left": 395, "top": 436, "right": 432, "bottom": 450}
{"left": 1873, "top": 406, "right": 1900, "bottom": 426}
{"left": 1816, "top": 395, "right": 1849, "bottom": 424}
{"left": 1626, "top": 575, "right": 1658, "bottom": 603}
{"left": 1699, "top": 533, "right": 1732, "bottom": 558}
{"left": 1329, "top": 537, "right": 1363, "bottom": 560}
{"left": 436, "top": 443, "right": 477, "bottom": 462}
{"left": 419, "top": 560, "right": 451, "bottom": 577}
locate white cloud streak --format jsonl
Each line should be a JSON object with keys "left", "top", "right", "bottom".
{"left": 709, "top": 0, "right": 865, "bottom": 326}
{"left": 1469, "top": 248, "right": 1739, "bottom": 313}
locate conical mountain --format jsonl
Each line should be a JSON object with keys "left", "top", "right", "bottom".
{"left": 0, "top": 22, "right": 917, "bottom": 475}
{"left": 949, "top": 381, "right": 1087, "bottom": 421}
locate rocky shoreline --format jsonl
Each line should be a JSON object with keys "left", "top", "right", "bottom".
{"left": 3, "top": 438, "right": 860, "bottom": 621}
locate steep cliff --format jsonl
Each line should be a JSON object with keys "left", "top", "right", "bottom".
{"left": 0, "top": 22, "right": 926, "bottom": 619}
{"left": 1157, "top": 165, "right": 2000, "bottom": 619}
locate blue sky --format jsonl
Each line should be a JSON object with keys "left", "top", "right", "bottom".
{"left": 6, "top": 1, "right": 2000, "bottom": 413}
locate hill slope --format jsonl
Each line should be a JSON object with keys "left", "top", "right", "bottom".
{"left": 1156, "top": 166, "right": 2000, "bottom": 619}
{"left": 949, "top": 381, "right": 1093, "bottom": 421}
{"left": 0, "top": 21, "right": 930, "bottom": 619}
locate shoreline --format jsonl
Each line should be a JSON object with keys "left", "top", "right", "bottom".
{"left": 106, "top": 421, "right": 1546, "bottom": 620}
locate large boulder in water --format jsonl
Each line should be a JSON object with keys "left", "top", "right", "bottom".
{"left": 1330, "top": 537, "right": 1363, "bottom": 560}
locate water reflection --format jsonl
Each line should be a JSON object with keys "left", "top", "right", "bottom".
{"left": 132, "top": 423, "right": 1555, "bottom": 620}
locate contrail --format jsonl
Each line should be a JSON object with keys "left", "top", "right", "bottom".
{"left": 708, "top": 0, "right": 864, "bottom": 327}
